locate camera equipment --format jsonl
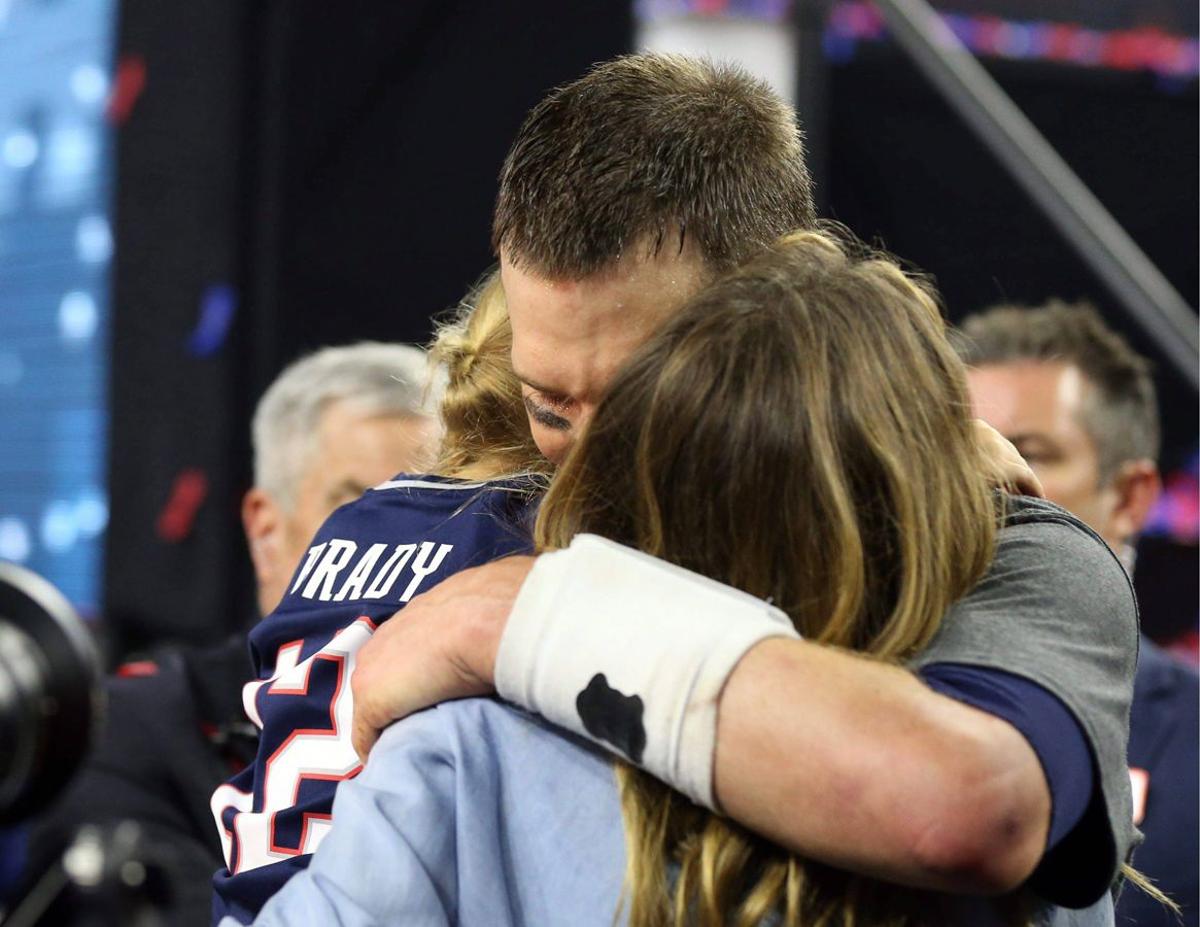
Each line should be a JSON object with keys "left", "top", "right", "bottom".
{"left": 0, "top": 561, "right": 101, "bottom": 824}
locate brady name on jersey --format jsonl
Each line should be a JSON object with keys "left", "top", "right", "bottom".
{"left": 210, "top": 474, "right": 538, "bottom": 924}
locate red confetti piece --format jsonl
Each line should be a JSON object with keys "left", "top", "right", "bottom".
{"left": 973, "top": 16, "right": 1005, "bottom": 57}
{"left": 156, "top": 468, "right": 209, "bottom": 543}
{"left": 106, "top": 54, "right": 147, "bottom": 126}
{"left": 116, "top": 660, "right": 159, "bottom": 678}
{"left": 1044, "top": 23, "right": 1077, "bottom": 63}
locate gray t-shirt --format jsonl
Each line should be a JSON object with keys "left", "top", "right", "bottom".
{"left": 911, "top": 496, "right": 1140, "bottom": 918}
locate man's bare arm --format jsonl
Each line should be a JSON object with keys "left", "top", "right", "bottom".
{"left": 714, "top": 638, "right": 1049, "bottom": 894}
{"left": 351, "top": 557, "right": 534, "bottom": 759}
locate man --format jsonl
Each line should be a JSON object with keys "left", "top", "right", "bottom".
{"left": 351, "top": 55, "right": 1140, "bottom": 922}
{"left": 960, "top": 301, "right": 1198, "bottom": 927}
{"left": 23, "top": 342, "right": 437, "bottom": 926}
{"left": 241, "top": 342, "right": 439, "bottom": 616}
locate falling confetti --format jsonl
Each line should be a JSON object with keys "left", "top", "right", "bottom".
{"left": 106, "top": 54, "right": 147, "bottom": 125}
{"left": 1144, "top": 452, "right": 1200, "bottom": 543}
{"left": 822, "top": 2, "right": 1199, "bottom": 79}
{"left": 116, "top": 660, "right": 160, "bottom": 678}
{"left": 187, "top": 284, "right": 238, "bottom": 357}
{"left": 156, "top": 468, "right": 209, "bottom": 542}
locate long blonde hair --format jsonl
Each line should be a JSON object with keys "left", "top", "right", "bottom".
{"left": 428, "top": 269, "right": 548, "bottom": 480}
{"left": 536, "top": 230, "right": 998, "bottom": 926}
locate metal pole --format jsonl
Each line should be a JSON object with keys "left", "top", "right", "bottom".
{"left": 869, "top": 0, "right": 1198, "bottom": 390}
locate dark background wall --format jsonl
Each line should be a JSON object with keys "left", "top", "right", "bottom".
{"left": 104, "top": 1, "right": 253, "bottom": 654}
{"left": 247, "top": 3, "right": 637, "bottom": 380}
{"left": 825, "top": 48, "right": 1197, "bottom": 471}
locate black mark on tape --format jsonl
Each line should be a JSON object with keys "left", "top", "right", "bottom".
{"left": 576, "top": 673, "right": 646, "bottom": 764}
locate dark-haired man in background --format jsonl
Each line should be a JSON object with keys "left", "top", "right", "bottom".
{"left": 960, "top": 301, "right": 1198, "bottom": 927}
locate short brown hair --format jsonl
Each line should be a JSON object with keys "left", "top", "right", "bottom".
{"left": 493, "top": 54, "right": 816, "bottom": 279}
{"left": 956, "top": 301, "right": 1160, "bottom": 481}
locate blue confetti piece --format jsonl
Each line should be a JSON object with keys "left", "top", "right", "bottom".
{"left": 943, "top": 13, "right": 976, "bottom": 47}
{"left": 822, "top": 31, "right": 858, "bottom": 65}
{"left": 187, "top": 284, "right": 237, "bottom": 357}
{"left": 1004, "top": 22, "right": 1037, "bottom": 60}
{"left": 1154, "top": 74, "right": 1193, "bottom": 96}
{"left": 1025, "top": 22, "right": 1052, "bottom": 60}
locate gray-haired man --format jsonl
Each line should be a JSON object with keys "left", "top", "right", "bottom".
{"left": 242, "top": 342, "right": 439, "bottom": 615}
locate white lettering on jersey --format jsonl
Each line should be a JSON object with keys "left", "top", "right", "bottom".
{"left": 332, "top": 542, "right": 388, "bottom": 601}
{"left": 399, "top": 541, "right": 453, "bottom": 602}
{"left": 216, "top": 616, "right": 376, "bottom": 874}
{"left": 289, "top": 538, "right": 456, "bottom": 604}
{"left": 289, "top": 542, "right": 327, "bottom": 595}
{"left": 363, "top": 543, "right": 416, "bottom": 599}
{"left": 241, "top": 639, "right": 306, "bottom": 728}
{"left": 210, "top": 782, "right": 252, "bottom": 873}
{"left": 301, "top": 540, "right": 357, "bottom": 601}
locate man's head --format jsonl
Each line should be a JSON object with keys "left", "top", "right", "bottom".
{"left": 494, "top": 54, "right": 815, "bottom": 462}
{"left": 243, "top": 342, "right": 440, "bottom": 614}
{"left": 957, "top": 301, "right": 1161, "bottom": 552}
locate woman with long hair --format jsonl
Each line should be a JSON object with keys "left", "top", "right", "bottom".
{"left": 534, "top": 229, "right": 998, "bottom": 926}
{"left": 232, "top": 230, "right": 1139, "bottom": 926}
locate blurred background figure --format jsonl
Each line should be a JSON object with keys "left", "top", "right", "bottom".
{"left": 241, "top": 342, "right": 439, "bottom": 617}
{"left": 959, "top": 302, "right": 1198, "bottom": 927}
{"left": 15, "top": 342, "right": 439, "bottom": 926}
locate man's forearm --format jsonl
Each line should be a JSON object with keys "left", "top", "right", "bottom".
{"left": 490, "top": 538, "right": 1051, "bottom": 892}
{"left": 352, "top": 543, "right": 1052, "bottom": 894}
{"left": 713, "top": 637, "right": 1049, "bottom": 894}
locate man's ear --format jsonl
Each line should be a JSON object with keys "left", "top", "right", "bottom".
{"left": 1108, "top": 459, "right": 1161, "bottom": 542}
{"left": 242, "top": 487, "right": 284, "bottom": 588}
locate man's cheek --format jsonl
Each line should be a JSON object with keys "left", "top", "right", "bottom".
{"left": 530, "top": 424, "right": 572, "bottom": 467}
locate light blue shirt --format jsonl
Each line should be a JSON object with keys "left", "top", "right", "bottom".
{"left": 230, "top": 699, "right": 627, "bottom": 926}
{"left": 224, "top": 697, "right": 1113, "bottom": 927}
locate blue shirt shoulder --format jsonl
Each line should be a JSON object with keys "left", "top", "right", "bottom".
{"left": 1121, "top": 638, "right": 1199, "bottom": 927}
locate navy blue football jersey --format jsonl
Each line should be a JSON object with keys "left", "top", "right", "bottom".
{"left": 210, "top": 474, "right": 538, "bottom": 924}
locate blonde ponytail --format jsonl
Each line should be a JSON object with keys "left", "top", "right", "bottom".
{"left": 428, "top": 270, "right": 548, "bottom": 480}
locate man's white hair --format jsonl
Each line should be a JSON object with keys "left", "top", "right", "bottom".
{"left": 252, "top": 342, "right": 435, "bottom": 510}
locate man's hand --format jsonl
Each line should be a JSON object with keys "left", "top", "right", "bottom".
{"left": 350, "top": 555, "right": 536, "bottom": 762}
{"left": 973, "top": 419, "right": 1043, "bottom": 498}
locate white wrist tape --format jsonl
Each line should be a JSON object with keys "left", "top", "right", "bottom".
{"left": 495, "top": 533, "right": 799, "bottom": 809}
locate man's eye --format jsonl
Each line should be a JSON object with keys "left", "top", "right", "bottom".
{"left": 524, "top": 396, "right": 571, "bottom": 431}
